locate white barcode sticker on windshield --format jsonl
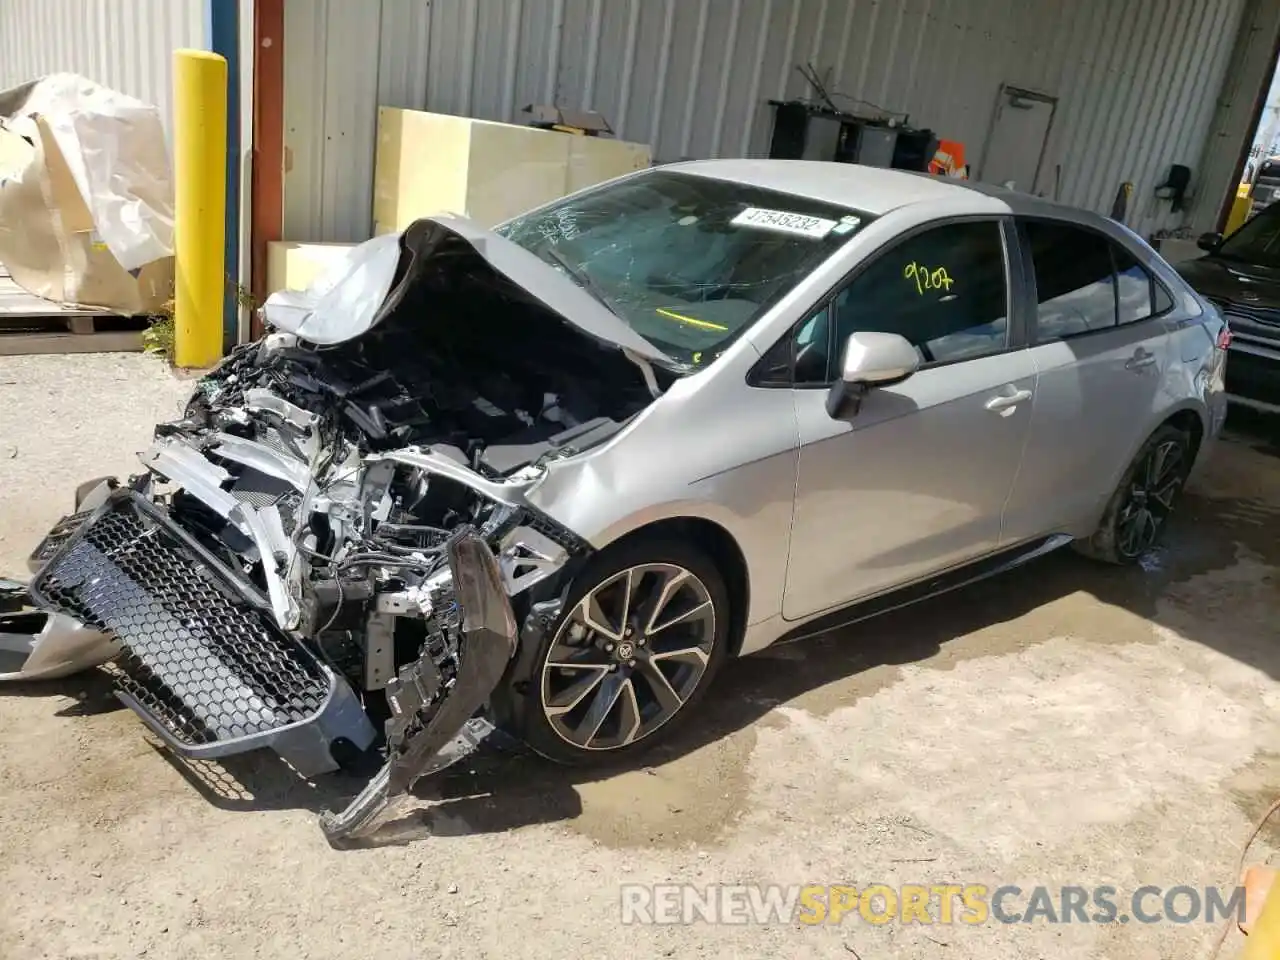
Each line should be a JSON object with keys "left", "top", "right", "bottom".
{"left": 730, "top": 207, "right": 839, "bottom": 238}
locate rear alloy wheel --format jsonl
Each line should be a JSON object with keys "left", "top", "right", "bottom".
{"left": 1074, "top": 424, "right": 1193, "bottom": 565}
{"left": 505, "top": 539, "right": 730, "bottom": 764}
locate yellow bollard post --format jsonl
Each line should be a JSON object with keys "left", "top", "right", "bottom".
{"left": 1243, "top": 875, "right": 1280, "bottom": 959}
{"left": 1224, "top": 194, "right": 1254, "bottom": 240}
{"left": 172, "top": 49, "right": 228, "bottom": 369}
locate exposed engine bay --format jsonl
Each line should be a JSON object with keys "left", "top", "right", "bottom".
{"left": 5, "top": 217, "right": 666, "bottom": 840}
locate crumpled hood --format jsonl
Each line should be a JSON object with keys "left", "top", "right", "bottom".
{"left": 261, "top": 214, "right": 674, "bottom": 366}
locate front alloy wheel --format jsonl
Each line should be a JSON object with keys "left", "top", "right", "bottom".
{"left": 499, "top": 537, "right": 731, "bottom": 765}
{"left": 541, "top": 563, "right": 716, "bottom": 751}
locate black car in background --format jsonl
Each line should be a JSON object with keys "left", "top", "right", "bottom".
{"left": 1180, "top": 203, "right": 1280, "bottom": 413}
{"left": 1247, "top": 156, "right": 1280, "bottom": 214}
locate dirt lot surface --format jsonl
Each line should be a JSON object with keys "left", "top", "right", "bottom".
{"left": 3, "top": 354, "right": 1280, "bottom": 959}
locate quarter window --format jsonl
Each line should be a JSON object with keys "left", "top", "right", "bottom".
{"left": 1111, "top": 243, "right": 1173, "bottom": 324}
{"left": 752, "top": 303, "right": 833, "bottom": 386}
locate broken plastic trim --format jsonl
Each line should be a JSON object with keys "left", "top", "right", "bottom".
{"left": 141, "top": 436, "right": 301, "bottom": 629}
{"left": 0, "top": 578, "right": 23, "bottom": 613}
{"left": 0, "top": 577, "right": 119, "bottom": 683}
{"left": 318, "top": 526, "right": 518, "bottom": 842}
{"left": 371, "top": 446, "right": 543, "bottom": 507}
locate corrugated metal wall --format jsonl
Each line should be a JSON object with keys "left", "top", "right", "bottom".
{"left": 0, "top": 0, "right": 205, "bottom": 138}
{"left": 283, "top": 0, "right": 1276, "bottom": 243}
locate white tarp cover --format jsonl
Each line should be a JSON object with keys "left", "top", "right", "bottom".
{"left": 0, "top": 72, "right": 174, "bottom": 270}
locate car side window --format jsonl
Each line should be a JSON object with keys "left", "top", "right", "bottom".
{"left": 829, "top": 220, "right": 1009, "bottom": 367}
{"left": 751, "top": 302, "right": 833, "bottom": 387}
{"left": 1024, "top": 220, "right": 1117, "bottom": 340}
{"left": 1111, "top": 242, "right": 1168, "bottom": 324}
{"left": 792, "top": 302, "right": 833, "bottom": 385}
{"left": 753, "top": 220, "right": 1009, "bottom": 388}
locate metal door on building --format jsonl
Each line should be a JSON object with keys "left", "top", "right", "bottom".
{"left": 978, "top": 85, "right": 1057, "bottom": 196}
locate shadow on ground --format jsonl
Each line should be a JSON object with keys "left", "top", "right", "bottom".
{"left": 8, "top": 409, "right": 1280, "bottom": 846}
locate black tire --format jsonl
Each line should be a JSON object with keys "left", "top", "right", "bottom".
{"left": 493, "top": 536, "right": 732, "bottom": 766}
{"left": 1073, "top": 424, "right": 1194, "bottom": 565}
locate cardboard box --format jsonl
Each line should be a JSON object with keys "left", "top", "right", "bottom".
{"left": 373, "top": 107, "right": 651, "bottom": 234}
{"left": 566, "top": 135, "right": 653, "bottom": 193}
{"left": 267, "top": 240, "right": 360, "bottom": 293}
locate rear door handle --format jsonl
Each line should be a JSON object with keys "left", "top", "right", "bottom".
{"left": 1125, "top": 348, "right": 1157, "bottom": 370}
{"left": 985, "top": 388, "right": 1032, "bottom": 412}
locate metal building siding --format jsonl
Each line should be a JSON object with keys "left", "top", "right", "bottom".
{"left": 281, "top": 0, "right": 383, "bottom": 241}
{"left": 283, "top": 0, "right": 1270, "bottom": 242}
{"left": 0, "top": 0, "right": 204, "bottom": 136}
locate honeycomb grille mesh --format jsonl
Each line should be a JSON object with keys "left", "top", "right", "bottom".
{"left": 32, "top": 501, "right": 328, "bottom": 746}
{"left": 29, "top": 510, "right": 91, "bottom": 567}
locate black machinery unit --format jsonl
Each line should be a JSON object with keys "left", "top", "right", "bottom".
{"left": 766, "top": 99, "right": 937, "bottom": 173}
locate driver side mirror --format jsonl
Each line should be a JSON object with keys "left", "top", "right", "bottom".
{"left": 1197, "top": 231, "right": 1223, "bottom": 252}
{"left": 826, "top": 332, "right": 920, "bottom": 418}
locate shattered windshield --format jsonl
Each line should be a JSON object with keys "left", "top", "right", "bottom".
{"left": 495, "top": 170, "right": 870, "bottom": 367}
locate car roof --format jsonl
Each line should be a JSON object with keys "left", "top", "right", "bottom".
{"left": 662, "top": 159, "right": 1117, "bottom": 230}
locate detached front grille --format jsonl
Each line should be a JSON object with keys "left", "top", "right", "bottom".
{"left": 31, "top": 496, "right": 329, "bottom": 747}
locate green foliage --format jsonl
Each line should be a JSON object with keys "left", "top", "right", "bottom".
{"left": 141, "top": 276, "right": 261, "bottom": 364}
{"left": 141, "top": 297, "right": 176, "bottom": 360}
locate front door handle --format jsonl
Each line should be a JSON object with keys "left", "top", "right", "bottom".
{"left": 985, "top": 388, "right": 1032, "bottom": 411}
{"left": 1125, "top": 348, "right": 1157, "bottom": 370}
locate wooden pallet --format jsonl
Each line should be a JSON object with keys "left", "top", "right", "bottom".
{"left": 0, "top": 269, "right": 147, "bottom": 356}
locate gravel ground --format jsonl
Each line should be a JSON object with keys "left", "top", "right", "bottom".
{"left": 2, "top": 353, "right": 1280, "bottom": 959}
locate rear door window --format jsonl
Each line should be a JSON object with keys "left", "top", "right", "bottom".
{"left": 1023, "top": 220, "right": 1117, "bottom": 340}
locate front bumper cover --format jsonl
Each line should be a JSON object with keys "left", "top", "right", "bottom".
{"left": 17, "top": 489, "right": 520, "bottom": 838}
{"left": 26, "top": 489, "right": 376, "bottom": 777}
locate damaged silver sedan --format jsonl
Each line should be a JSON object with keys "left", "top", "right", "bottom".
{"left": 2, "top": 161, "right": 1226, "bottom": 839}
